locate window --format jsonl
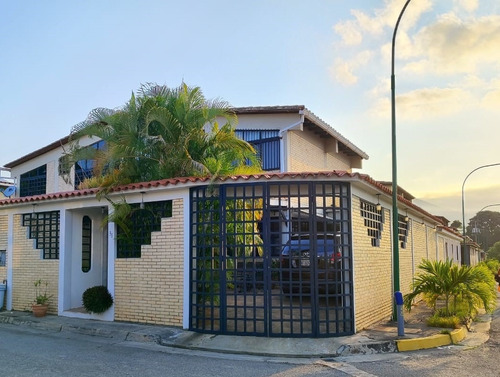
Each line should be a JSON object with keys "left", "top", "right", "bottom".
{"left": 360, "top": 200, "right": 384, "bottom": 247}
{"left": 235, "top": 129, "right": 280, "bottom": 171}
{"left": 82, "top": 216, "right": 92, "bottom": 272}
{"left": 20, "top": 165, "right": 47, "bottom": 197}
{"left": 22, "top": 211, "right": 60, "bottom": 259}
{"left": 0, "top": 250, "right": 5, "bottom": 267}
{"left": 398, "top": 215, "right": 408, "bottom": 249}
{"left": 117, "top": 200, "right": 173, "bottom": 258}
{"left": 74, "top": 140, "right": 106, "bottom": 189}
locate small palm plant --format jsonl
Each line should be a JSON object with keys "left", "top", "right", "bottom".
{"left": 404, "top": 259, "right": 496, "bottom": 318}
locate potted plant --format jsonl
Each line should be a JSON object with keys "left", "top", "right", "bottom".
{"left": 32, "top": 279, "right": 51, "bottom": 317}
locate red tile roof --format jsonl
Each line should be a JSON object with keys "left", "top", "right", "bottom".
{"left": 0, "top": 170, "right": 447, "bottom": 227}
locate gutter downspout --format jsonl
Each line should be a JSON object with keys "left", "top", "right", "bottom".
{"left": 278, "top": 110, "right": 304, "bottom": 173}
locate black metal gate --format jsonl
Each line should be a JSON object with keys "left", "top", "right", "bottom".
{"left": 189, "top": 181, "right": 353, "bottom": 337}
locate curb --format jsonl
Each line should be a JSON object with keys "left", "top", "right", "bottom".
{"left": 396, "top": 326, "right": 467, "bottom": 352}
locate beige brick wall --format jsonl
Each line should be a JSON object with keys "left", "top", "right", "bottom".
{"left": 399, "top": 221, "right": 413, "bottom": 298}
{"left": 11, "top": 215, "right": 59, "bottom": 313}
{"left": 114, "top": 199, "right": 184, "bottom": 326}
{"left": 352, "top": 197, "right": 446, "bottom": 330}
{"left": 289, "top": 131, "right": 351, "bottom": 172}
{"left": 352, "top": 197, "right": 393, "bottom": 330}
{"left": 0, "top": 215, "right": 7, "bottom": 283}
{"left": 427, "top": 227, "right": 437, "bottom": 261}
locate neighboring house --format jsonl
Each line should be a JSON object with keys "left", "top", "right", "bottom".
{"left": 232, "top": 106, "right": 367, "bottom": 173}
{"left": 0, "top": 106, "right": 464, "bottom": 337}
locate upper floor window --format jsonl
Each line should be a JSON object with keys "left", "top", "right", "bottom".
{"left": 235, "top": 129, "right": 280, "bottom": 171}
{"left": 20, "top": 165, "right": 47, "bottom": 197}
{"left": 74, "top": 140, "right": 106, "bottom": 189}
{"left": 0, "top": 250, "right": 5, "bottom": 267}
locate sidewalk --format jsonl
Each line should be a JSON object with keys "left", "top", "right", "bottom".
{"left": 0, "top": 301, "right": 492, "bottom": 359}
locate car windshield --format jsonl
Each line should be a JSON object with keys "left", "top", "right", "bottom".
{"left": 281, "top": 235, "right": 339, "bottom": 256}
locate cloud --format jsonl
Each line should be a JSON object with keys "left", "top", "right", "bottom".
{"left": 482, "top": 89, "right": 500, "bottom": 110}
{"left": 334, "top": 0, "right": 433, "bottom": 47}
{"left": 409, "top": 14, "right": 500, "bottom": 75}
{"left": 329, "top": 50, "right": 373, "bottom": 87}
{"left": 334, "top": 20, "right": 363, "bottom": 46}
{"left": 454, "top": 0, "right": 479, "bottom": 13}
{"left": 369, "top": 86, "right": 473, "bottom": 120}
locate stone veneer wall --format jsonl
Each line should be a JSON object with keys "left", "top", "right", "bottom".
{"left": 11, "top": 215, "right": 59, "bottom": 313}
{"left": 114, "top": 199, "right": 184, "bottom": 326}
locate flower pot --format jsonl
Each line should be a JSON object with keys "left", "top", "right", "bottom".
{"left": 32, "top": 304, "right": 48, "bottom": 317}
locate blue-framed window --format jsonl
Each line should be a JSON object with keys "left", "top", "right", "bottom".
{"left": 22, "top": 211, "right": 60, "bottom": 260}
{"left": 74, "top": 140, "right": 106, "bottom": 189}
{"left": 235, "top": 130, "right": 280, "bottom": 171}
{"left": 20, "top": 165, "right": 47, "bottom": 197}
{"left": 117, "top": 200, "right": 173, "bottom": 258}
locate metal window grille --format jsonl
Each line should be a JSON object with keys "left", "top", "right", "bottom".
{"left": 360, "top": 200, "right": 383, "bottom": 247}
{"left": 190, "top": 181, "right": 353, "bottom": 338}
{"left": 82, "top": 216, "right": 92, "bottom": 272}
{"left": 22, "top": 211, "right": 60, "bottom": 259}
{"left": 398, "top": 215, "right": 408, "bottom": 249}
{"left": 235, "top": 129, "right": 280, "bottom": 171}
{"left": 20, "top": 165, "right": 47, "bottom": 197}
{"left": 116, "top": 200, "right": 172, "bottom": 258}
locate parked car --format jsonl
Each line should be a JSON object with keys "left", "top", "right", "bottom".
{"left": 279, "top": 234, "right": 341, "bottom": 295}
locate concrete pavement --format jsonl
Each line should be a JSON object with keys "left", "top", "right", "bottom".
{"left": 0, "top": 306, "right": 491, "bottom": 358}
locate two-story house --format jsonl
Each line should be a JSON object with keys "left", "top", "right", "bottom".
{"left": 0, "top": 105, "right": 462, "bottom": 337}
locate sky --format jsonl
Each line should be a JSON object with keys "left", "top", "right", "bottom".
{"left": 1, "top": 0, "right": 500, "bottom": 224}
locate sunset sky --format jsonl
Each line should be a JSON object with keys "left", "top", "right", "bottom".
{"left": 1, "top": 0, "right": 499, "bottom": 223}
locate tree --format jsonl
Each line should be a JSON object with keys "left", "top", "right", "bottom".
{"left": 486, "top": 241, "right": 500, "bottom": 261}
{"left": 450, "top": 220, "right": 462, "bottom": 229}
{"left": 466, "top": 211, "right": 500, "bottom": 251}
{"left": 64, "top": 83, "right": 262, "bottom": 192}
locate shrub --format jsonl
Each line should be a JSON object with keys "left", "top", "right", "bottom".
{"left": 427, "top": 314, "right": 461, "bottom": 329}
{"left": 82, "top": 286, "right": 113, "bottom": 314}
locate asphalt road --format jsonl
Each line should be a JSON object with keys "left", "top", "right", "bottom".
{"left": 0, "top": 324, "right": 354, "bottom": 377}
{"left": 2, "top": 307, "right": 500, "bottom": 377}
{"left": 339, "top": 305, "right": 500, "bottom": 377}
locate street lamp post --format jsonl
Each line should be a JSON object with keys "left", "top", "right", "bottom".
{"left": 391, "top": 0, "right": 412, "bottom": 324}
{"left": 461, "top": 163, "right": 500, "bottom": 265}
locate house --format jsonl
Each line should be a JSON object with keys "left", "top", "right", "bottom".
{"left": 0, "top": 106, "right": 463, "bottom": 335}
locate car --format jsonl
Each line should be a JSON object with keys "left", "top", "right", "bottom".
{"left": 279, "top": 234, "right": 341, "bottom": 296}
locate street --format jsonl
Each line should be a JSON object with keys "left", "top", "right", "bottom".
{"left": 0, "top": 324, "right": 348, "bottom": 377}
{"left": 340, "top": 306, "right": 500, "bottom": 377}
{"left": 1, "top": 306, "right": 500, "bottom": 377}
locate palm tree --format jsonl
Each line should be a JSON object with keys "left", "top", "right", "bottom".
{"left": 404, "top": 259, "right": 496, "bottom": 317}
{"left": 64, "top": 83, "right": 262, "bottom": 191}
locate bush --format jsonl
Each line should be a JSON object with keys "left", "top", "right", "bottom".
{"left": 427, "top": 314, "right": 461, "bottom": 329}
{"left": 82, "top": 286, "right": 113, "bottom": 314}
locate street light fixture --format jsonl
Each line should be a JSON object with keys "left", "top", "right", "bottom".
{"left": 461, "top": 163, "right": 500, "bottom": 265}
{"left": 477, "top": 204, "right": 500, "bottom": 214}
{"left": 391, "top": 0, "right": 412, "bottom": 324}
